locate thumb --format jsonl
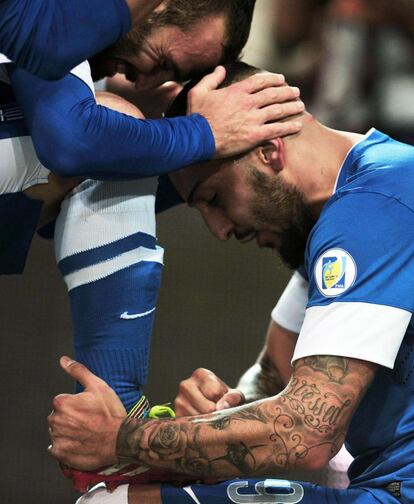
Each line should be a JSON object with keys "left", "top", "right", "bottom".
{"left": 216, "top": 389, "right": 245, "bottom": 411}
{"left": 60, "top": 356, "right": 102, "bottom": 390}
{"left": 192, "top": 66, "right": 226, "bottom": 94}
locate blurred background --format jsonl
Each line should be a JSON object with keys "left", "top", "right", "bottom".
{"left": 1, "top": 0, "right": 413, "bottom": 502}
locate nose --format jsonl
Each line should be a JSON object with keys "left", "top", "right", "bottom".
{"left": 201, "top": 207, "right": 234, "bottom": 241}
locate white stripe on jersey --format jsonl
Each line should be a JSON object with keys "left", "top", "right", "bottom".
{"left": 0, "top": 53, "right": 51, "bottom": 194}
{"left": 293, "top": 302, "right": 412, "bottom": 368}
{"left": 0, "top": 53, "right": 94, "bottom": 92}
{"left": 271, "top": 271, "right": 308, "bottom": 334}
{"left": 0, "top": 136, "right": 49, "bottom": 194}
{"left": 0, "top": 54, "right": 11, "bottom": 65}
{"left": 0, "top": 56, "right": 94, "bottom": 196}
{"left": 70, "top": 60, "right": 95, "bottom": 95}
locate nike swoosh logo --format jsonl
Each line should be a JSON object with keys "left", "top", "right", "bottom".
{"left": 120, "top": 308, "right": 156, "bottom": 320}
{"left": 183, "top": 487, "right": 202, "bottom": 504}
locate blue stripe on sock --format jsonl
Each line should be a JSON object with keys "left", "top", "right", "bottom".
{"left": 58, "top": 231, "right": 156, "bottom": 276}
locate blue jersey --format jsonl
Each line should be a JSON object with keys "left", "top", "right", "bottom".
{"left": 290, "top": 129, "right": 414, "bottom": 498}
{"left": 0, "top": 61, "right": 52, "bottom": 274}
{"left": 7, "top": 60, "right": 215, "bottom": 180}
{"left": 0, "top": 53, "right": 185, "bottom": 275}
{"left": 0, "top": 0, "right": 131, "bottom": 80}
{"left": 180, "top": 129, "right": 414, "bottom": 504}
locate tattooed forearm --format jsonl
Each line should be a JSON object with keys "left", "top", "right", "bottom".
{"left": 237, "top": 353, "right": 285, "bottom": 403}
{"left": 116, "top": 357, "right": 377, "bottom": 479}
{"left": 298, "top": 356, "right": 349, "bottom": 384}
{"left": 281, "top": 377, "right": 351, "bottom": 433}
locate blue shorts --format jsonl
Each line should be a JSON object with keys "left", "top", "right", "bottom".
{"left": 161, "top": 478, "right": 400, "bottom": 504}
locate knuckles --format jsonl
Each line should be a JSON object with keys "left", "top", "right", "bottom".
{"left": 52, "top": 394, "right": 68, "bottom": 410}
{"left": 192, "top": 367, "right": 210, "bottom": 380}
{"left": 178, "top": 379, "right": 191, "bottom": 394}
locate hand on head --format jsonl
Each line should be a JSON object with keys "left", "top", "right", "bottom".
{"left": 48, "top": 356, "right": 126, "bottom": 471}
{"left": 174, "top": 367, "right": 245, "bottom": 416}
{"left": 187, "top": 66, "right": 305, "bottom": 159}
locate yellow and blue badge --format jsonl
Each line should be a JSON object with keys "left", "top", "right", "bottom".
{"left": 314, "top": 248, "right": 357, "bottom": 297}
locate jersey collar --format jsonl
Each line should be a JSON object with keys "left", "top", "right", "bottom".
{"left": 333, "top": 128, "right": 377, "bottom": 194}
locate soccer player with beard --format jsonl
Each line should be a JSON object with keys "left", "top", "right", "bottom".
{"left": 5, "top": 0, "right": 304, "bottom": 183}
{"left": 50, "top": 62, "right": 414, "bottom": 504}
{"left": 0, "top": 5, "right": 303, "bottom": 485}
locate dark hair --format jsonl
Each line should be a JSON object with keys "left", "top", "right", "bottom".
{"left": 148, "top": 1, "right": 256, "bottom": 62}
{"left": 166, "top": 61, "right": 261, "bottom": 118}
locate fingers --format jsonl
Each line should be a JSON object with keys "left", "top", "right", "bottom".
{"left": 216, "top": 389, "right": 245, "bottom": 411}
{"left": 257, "top": 121, "right": 303, "bottom": 142}
{"left": 48, "top": 441, "right": 98, "bottom": 471}
{"left": 252, "top": 85, "right": 301, "bottom": 109}
{"left": 193, "top": 368, "right": 228, "bottom": 402}
{"left": 59, "top": 356, "right": 105, "bottom": 390}
{"left": 174, "top": 396, "right": 211, "bottom": 417}
{"left": 260, "top": 100, "right": 305, "bottom": 123}
{"left": 190, "top": 69, "right": 306, "bottom": 157}
{"left": 174, "top": 368, "right": 230, "bottom": 416}
{"left": 190, "top": 66, "right": 226, "bottom": 95}
{"left": 240, "top": 72, "right": 287, "bottom": 94}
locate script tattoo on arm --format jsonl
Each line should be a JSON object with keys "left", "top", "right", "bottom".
{"left": 116, "top": 356, "right": 377, "bottom": 478}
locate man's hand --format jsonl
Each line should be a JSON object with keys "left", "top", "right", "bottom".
{"left": 174, "top": 368, "right": 244, "bottom": 416}
{"left": 187, "top": 66, "right": 305, "bottom": 159}
{"left": 48, "top": 356, "right": 126, "bottom": 471}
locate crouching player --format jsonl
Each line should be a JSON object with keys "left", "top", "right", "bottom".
{"left": 49, "top": 62, "right": 414, "bottom": 504}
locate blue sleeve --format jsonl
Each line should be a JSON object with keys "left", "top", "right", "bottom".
{"left": 0, "top": 0, "right": 131, "bottom": 80}
{"left": 9, "top": 66, "right": 216, "bottom": 180}
{"left": 306, "top": 192, "right": 414, "bottom": 312}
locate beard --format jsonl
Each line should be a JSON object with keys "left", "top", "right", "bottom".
{"left": 88, "top": 18, "right": 153, "bottom": 81}
{"left": 248, "top": 168, "right": 316, "bottom": 270}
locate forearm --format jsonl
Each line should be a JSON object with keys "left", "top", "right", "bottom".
{"left": 0, "top": 0, "right": 130, "bottom": 80}
{"left": 115, "top": 356, "right": 375, "bottom": 479}
{"left": 10, "top": 67, "right": 215, "bottom": 180}
{"left": 117, "top": 387, "right": 344, "bottom": 477}
{"left": 236, "top": 353, "right": 285, "bottom": 403}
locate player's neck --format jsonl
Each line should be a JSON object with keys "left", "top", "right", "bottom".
{"left": 283, "top": 116, "right": 364, "bottom": 216}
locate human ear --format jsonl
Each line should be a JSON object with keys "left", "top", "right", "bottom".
{"left": 259, "top": 139, "right": 282, "bottom": 173}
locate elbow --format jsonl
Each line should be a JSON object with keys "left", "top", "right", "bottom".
{"left": 37, "top": 145, "right": 87, "bottom": 178}
{"left": 298, "top": 444, "right": 335, "bottom": 473}
{"left": 34, "top": 133, "right": 90, "bottom": 178}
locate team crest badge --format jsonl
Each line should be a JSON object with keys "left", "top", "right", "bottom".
{"left": 314, "top": 248, "right": 356, "bottom": 297}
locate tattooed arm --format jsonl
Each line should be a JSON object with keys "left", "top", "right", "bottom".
{"left": 238, "top": 321, "right": 298, "bottom": 403}
{"left": 116, "top": 356, "right": 376, "bottom": 477}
